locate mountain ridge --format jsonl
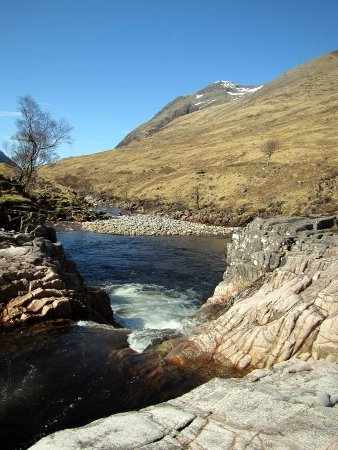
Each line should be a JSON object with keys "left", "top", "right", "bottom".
{"left": 0, "top": 150, "right": 15, "bottom": 166}
{"left": 116, "top": 81, "right": 263, "bottom": 147}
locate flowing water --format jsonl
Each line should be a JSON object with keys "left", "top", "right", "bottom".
{"left": 0, "top": 230, "right": 230, "bottom": 449}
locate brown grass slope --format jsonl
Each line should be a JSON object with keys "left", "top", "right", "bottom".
{"left": 42, "top": 50, "right": 338, "bottom": 222}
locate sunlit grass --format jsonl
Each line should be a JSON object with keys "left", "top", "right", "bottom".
{"left": 41, "top": 51, "right": 338, "bottom": 218}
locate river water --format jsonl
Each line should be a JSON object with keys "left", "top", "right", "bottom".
{"left": 0, "top": 230, "right": 229, "bottom": 449}
{"left": 59, "top": 231, "right": 228, "bottom": 334}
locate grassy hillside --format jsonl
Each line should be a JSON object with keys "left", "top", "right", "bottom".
{"left": 0, "top": 164, "right": 97, "bottom": 221}
{"left": 41, "top": 51, "right": 338, "bottom": 224}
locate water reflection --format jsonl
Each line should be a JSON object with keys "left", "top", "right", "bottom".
{"left": 0, "top": 320, "right": 218, "bottom": 450}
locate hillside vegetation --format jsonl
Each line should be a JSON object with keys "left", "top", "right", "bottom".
{"left": 0, "top": 164, "right": 101, "bottom": 221}
{"left": 41, "top": 51, "right": 338, "bottom": 224}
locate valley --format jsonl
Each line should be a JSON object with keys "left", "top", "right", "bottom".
{"left": 41, "top": 51, "right": 338, "bottom": 225}
{"left": 1, "top": 49, "right": 337, "bottom": 450}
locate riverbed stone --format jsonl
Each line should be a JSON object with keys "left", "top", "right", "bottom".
{"left": 81, "top": 214, "right": 235, "bottom": 236}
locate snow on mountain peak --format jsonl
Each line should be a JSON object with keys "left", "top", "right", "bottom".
{"left": 192, "top": 82, "right": 264, "bottom": 108}
{"left": 214, "top": 80, "right": 237, "bottom": 88}
{"left": 228, "top": 85, "right": 264, "bottom": 97}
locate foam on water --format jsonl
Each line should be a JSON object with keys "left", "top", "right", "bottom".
{"left": 127, "top": 327, "right": 191, "bottom": 353}
{"left": 77, "top": 283, "right": 199, "bottom": 353}
{"left": 76, "top": 320, "right": 118, "bottom": 331}
{"left": 106, "top": 283, "right": 197, "bottom": 330}
{"left": 57, "top": 232, "right": 229, "bottom": 355}
{"left": 99, "top": 283, "right": 198, "bottom": 351}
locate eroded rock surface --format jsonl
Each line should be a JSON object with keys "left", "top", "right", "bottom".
{"left": 30, "top": 359, "right": 338, "bottom": 450}
{"left": 165, "top": 216, "right": 338, "bottom": 370}
{"left": 212, "top": 215, "right": 337, "bottom": 302}
{"left": 0, "top": 211, "right": 114, "bottom": 327}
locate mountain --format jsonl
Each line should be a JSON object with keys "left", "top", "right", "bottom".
{"left": 116, "top": 81, "right": 262, "bottom": 147}
{"left": 41, "top": 50, "right": 338, "bottom": 224}
{"left": 0, "top": 150, "right": 15, "bottom": 166}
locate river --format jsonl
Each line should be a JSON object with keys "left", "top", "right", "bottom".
{"left": 0, "top": 230, "right": 229, "bottom": 449}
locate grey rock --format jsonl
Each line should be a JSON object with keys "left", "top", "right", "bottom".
{"left": 81, "top": 214, "right": 234, "bottom": 236}
{"left": 247, "top": 367, "right": 274, "bottom": 381}
{"left": 330, "top": 393, "right": 338, "bottom": 406}
{"left": 186, "top": 215, "right": 338, "bottom": 369}
{"left": 319, "top": 392, "right": 332, "bottom": 407}
{"left": 30, "top": 360, "right": 338, "bottom": 450}
{"left": 287, "top": 361, "right": 313, "bottom": 373}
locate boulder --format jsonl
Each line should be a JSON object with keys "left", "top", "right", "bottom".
{"left": 0, "top": 225, "right": 114, "bottom": 327}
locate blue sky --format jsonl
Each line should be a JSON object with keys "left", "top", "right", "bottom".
{"left": 1, "top": 0, "right": 337, "bottom": 158}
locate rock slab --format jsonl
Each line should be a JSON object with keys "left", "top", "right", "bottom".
{"left": 29, "top": 359, "right": 338, "bottom": 449}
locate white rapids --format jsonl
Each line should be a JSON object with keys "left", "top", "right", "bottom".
{"left": 106, "top": 283, "right": 198, "bottom": 352}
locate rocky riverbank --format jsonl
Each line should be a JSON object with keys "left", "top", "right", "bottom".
{"left": 101, "top": 197, "right": 252, "bottom": 226}
{"left": 0, "top": 173, "right": 108, "bottom": 223}
{"left": 0, "top": 208, "right": 114, "bottom": 327}
{"left": 81, "top": 214, "right": 235, "bottom": 236}
{"left": 2, "top": 202, "right": 337, "bottom": 449}
{"left": 29, "top": 214, "right": 338, "bottom": 449}
{"left": 165, "top": 215, "right": 338, "bottom": 370}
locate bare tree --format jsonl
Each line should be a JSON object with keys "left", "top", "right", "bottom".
{"left": 4, "top": 96, "right": 72, "bottom": 189}
{"left": 261, "top": 139, "right": 279, "bottom": 162}
{"left": 192, "top": 185, "right": 201, "bottom": 209}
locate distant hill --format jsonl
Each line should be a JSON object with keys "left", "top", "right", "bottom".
{"left": 116, "top": 81, "right": 262, "bottom": 147}
{"left": 42, "top": 50, "right": 338, "bottom": 225}
{"left": 0, "top": 150, "right": 15, "bottom": 166}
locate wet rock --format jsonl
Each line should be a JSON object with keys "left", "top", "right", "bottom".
{"left": 84, "top": 286, "right": 118, "bottom": 326}
{"left": 128, "top": 328, "right": 184, "bottom": 353}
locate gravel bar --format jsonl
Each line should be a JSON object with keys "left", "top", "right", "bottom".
{"left": 81, "top": 214, "right": 235, "bottom": 236}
